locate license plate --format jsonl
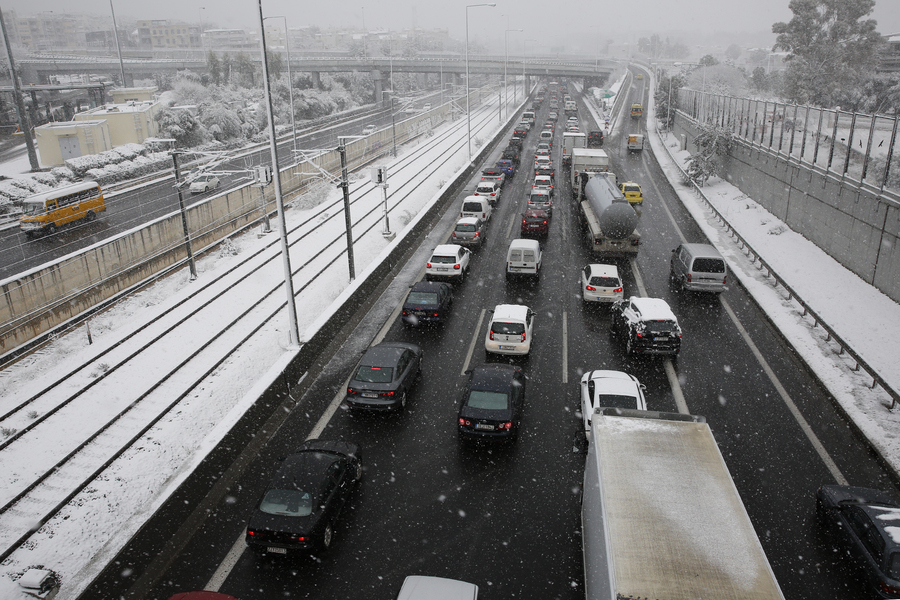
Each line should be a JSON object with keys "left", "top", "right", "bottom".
{"left": 654, "top": 337, "right": 668, "bottom": 342}
{"left": 267, "top": 547, "right": 287, "bottom": 554}
{"left": 499, "top": 345, "right": 514, "bottom": 350}
{"left": 437, "top": 267, "right": 449, "bottom": 271}
{"left": 361, "top": 392, "right": 378, "bottom": 398}
{"left": 476, "top": 423, "right": 495, "bottom": 430}
{"left": 414, "top": 310, "right": 426, "bottom": 316}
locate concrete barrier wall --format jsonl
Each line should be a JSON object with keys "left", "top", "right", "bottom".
{"left": 0, "top": 90, "right": 491, "bottom": 354}
{"left": 672, "top": 111, "right": 900, "bottom": 304}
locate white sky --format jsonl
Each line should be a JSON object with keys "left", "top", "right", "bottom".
{"left": 4, "top": 0, "right": 900, "bottom": 50}
{"left": 2, "top": 71, "right": 900, "bottom": 598}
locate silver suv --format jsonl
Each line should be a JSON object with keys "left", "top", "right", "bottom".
{"left": 451, "top": 217, "right": 486, "bottom": 248}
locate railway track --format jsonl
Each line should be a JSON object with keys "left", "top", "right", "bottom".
{"left": 0, "top": 96, "right": 508, "bottom": 566}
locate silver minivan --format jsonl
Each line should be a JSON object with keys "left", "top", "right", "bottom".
{"left": 670, "top": 243, "right": 728, "bottom": 293}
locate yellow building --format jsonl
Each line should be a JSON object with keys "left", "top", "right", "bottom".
{"left": 73, "top": 100, "right": 161, "bottom": 146}
{"left": 35, "top": 120, "right": 112, "bottom": 167}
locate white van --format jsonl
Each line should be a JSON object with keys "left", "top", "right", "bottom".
{"left": 506, "top": 238, "right": 542, "bottom": 279}
{"left": 460, "top": 195, "right": 492, "bottom": 222}
{"left": 670, "top": 243, "right": 728, "bottom": 293}
{"left": 522, "top": 111, "right": 535, "bottom": 124}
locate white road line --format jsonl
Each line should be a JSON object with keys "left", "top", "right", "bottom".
{"left": 720, "top": 297, "right": 848, "bottom": 485}
{"left": 504, "top": 213, "right": 515, "bottom": 240}
{"left": 462, "top": 309, "right": 487, "bottom": 375}
{"left": 562, "top": 311, "right": 569, "bottom": 383}
{"left": 630, "top": 257, "right": 688, "bottom": 413}
{"left": 205, "top": 534, "right": 245, "bottom": 591}
{"left": 652, "top": 175, "right": 846, "bottom": 483}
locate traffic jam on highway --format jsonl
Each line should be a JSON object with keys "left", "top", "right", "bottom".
{"left": 84, "top": 78, "right": 900, "bottom": 600}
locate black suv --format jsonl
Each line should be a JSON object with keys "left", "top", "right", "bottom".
{"left": 610, "top": 296, "right": 682, "bottom": 356}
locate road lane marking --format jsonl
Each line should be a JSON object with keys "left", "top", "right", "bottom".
{"left": 462, "top": 309, "right": 487, "bottom": 375}
{"left": 562, "top": 311, "right": 568, "bottom": 384}
{"left": 719, "top": 298, "right": 848, "bottom": 485}
{"left": 652, "top": 170, "right": 847, "bottom": 483}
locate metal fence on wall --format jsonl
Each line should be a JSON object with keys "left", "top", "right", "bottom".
{"left": 678, "top": 88, "right": 900, "bottom": 195}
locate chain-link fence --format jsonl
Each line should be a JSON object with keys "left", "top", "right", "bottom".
{"left": 678, "top": 89, "right": 900, "bottom": 194}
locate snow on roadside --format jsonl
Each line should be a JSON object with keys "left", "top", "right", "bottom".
{"left": 0, "top": 89, "right": 520, "bottom": 600}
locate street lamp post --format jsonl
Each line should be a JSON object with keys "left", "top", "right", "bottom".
{"left": 257, "top": 0, "right": 300, "bottom": 347}
{"left": 109, "top": 0, "right": 127, "bottom": 87}
{"left": 505, "top": 27, "right": 522, "bottom": 119}
{"left": 525, "top": 38, "right": 539, "bottom": 102}
{"left": 465, "top": 3, "right": 496, "bottom": 162}
{"left": 198, "top": 7, "right": 205, "bottom": 51}
{"left": 264, "top": 16, "right": 297, "bottom": 155}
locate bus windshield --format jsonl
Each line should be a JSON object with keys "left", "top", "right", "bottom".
{"left": 22, "top": 201, "right": 46, "bottom": 215}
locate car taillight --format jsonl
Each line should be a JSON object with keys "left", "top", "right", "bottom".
{"left": 247, "top": 529, "right": 257, "bottom": 536}
{"left": 426, "top": 262, "right": 432, "bottom": 268}
{"left": 723, "top": 275, "right": 727, "bottom": 284}
{"left": 490, "top": 330, "right": 495, "bottom": 340}
{"left": 687, "top": 274, "right": 692, "bottom": 282}
{"left": 542, "top": 220, "right": 548, "bottom": 225}
{"left": 586, "top": 285, "right": 596, "bottom": 291}
{"left": 521, "top": 331, "right": 527, "bottom": 342}
{"left": 347, "top": 387, "right": 356, "bottom": 394}
{"left": 459, "top": 418, "right": 471, "bottom": 426}
{"left": 522, "top": 218, "right": 527, "bottom": 224}
{"left": 614, "top": 287, "right": 623, "bottom": 293}
{"left": 473, "top": 232, "right": 480, "bottom": 238}
{"left": 452, "top": 231, "right": 458, "bottom": 238}
{"left": 454, "top": 264, "right": 461, "bottom": 270}
{"left": 498, "top": 422, "right": 513, "bottom": 430}
{"left": 491, "top": 192, "right": 496, "bottom": 196}
{"left": 482, "top": 213, "right": 486, "bottom": 218}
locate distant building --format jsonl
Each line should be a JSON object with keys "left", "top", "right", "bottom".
{"left": 880, "top": 34, "right": 900, "bottom": 73}
{"left": 137, "top": 19, "right": 194, "bottom": 49}
{"left": 35, "top": 120, "right": 112, "bottom": 167}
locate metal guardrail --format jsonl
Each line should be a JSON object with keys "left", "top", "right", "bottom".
{"left": 656, "top": 119, "right": 900, "bottom": 410}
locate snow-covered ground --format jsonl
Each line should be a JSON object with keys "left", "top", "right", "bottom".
{"left": 2, "top": 70, "right": 900, "bottom": 600}
{"left": 0, "top": 87, "right": 524, "bottom": 600}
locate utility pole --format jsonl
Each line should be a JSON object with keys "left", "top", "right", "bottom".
{"left": 337, "top": 138, "right": 356, "bottom": 281}
{"left": 0, "top": 8, "right": 39, "bottom": 171}
{"left": 170, "top": 152, "right": 198, "bottom": 280}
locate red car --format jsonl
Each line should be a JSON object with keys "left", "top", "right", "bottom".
{"left": 521, "top": 209, "right": 549, "bottom": 237}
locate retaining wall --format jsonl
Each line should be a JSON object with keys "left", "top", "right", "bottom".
{"left": 0, "top": 95, "right": 484, "bottom": 354}
{"left": 672, "top": 112, "right": 900, "bottom": 304}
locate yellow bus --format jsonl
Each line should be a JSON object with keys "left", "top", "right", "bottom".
{"left": 19, "top": 181, "right": 106, "bottom": 237}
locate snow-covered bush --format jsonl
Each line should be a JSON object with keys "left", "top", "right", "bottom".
{"left": 112, "top": 144, "right": 145, "bottom": 162}
{"left": 65, "top": 154, "right": 108, "bottom": 178}
{"left": 50, "top": 166, "right": 76, "bottom": 183}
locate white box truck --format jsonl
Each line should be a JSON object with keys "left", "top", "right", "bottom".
{"left": 570, "top": 148, "right": 611, "bottom": 197}
{"left": 582, "top": 408, "right": 785, "bottom": 600}
{"left": 561, "top": 132, "right": 586, "bottom": 168}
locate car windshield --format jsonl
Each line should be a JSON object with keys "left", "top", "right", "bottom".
{"left": 23, "top": 201, "right": 45, "bottom": 215}
{"left": 624, "top": 186, "right": 640, "bottom": 193}
{"left": 407, "top": 291, "right": 438, "bottom": 305}
{"left": 590, "top": 276, "right": 620, "bottom": 287}
{"left": 430, "top": 254, "right": 456, "bottom": 263}
{"left": 355, "top": 365, "right": 393, "bottom": 382}
{"left": 477, "top": 185, "right": 493, "bottom": 192}
{"left": 467, "top": 390, "right": 509, "bottom": 410}
{"left": 456, "top": 224, "right": 476, "bottom": 233}
{"left": 693, "top": 258, "right": 726, "bottom": 273}
{"left": 492, "top": 321, "right": 524, "bottom": 335}
{"left": 259, "top": 489, "right": 312, "bottom": 517}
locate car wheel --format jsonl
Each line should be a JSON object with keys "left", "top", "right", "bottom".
{"left": 459, "top": 267, "right": 467, "bottom": 282}
{"left": 625, "top": 334, "right": 634, "bottom": 355}
{"left": 354, "top": 460, "right": 363, "bottom": 481}
{"left": 85, "top": 210, "right": 96, "bottom": 222}
{"left": 398, "top": 391, "right": 407, "bottom": 410}
{"left": 321, "top": 523, "right": 334, "bottom": 550}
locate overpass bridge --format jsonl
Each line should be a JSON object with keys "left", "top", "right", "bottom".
{"left": 17, "top": 53, "right": 619, "bottom": 99}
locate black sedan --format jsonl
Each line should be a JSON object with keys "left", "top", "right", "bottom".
{"left": 457, "top": 364, "right": 526, "bottom": 442}
{"left": 816, "top": 484, "right": 900, "bottom": 598}
{"left": 245, "top": 439, "right": 361, "bottom": 555}
{"left": 401, "top": 281, "right": 453, "bottom": 326}
{"left": 345, "top": 342, "right": 423, "bottom": 411}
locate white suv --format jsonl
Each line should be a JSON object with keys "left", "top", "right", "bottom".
{"left": 485, "top": 304, "right": 535, "bottom": 356}
{"left": 474, "top": 181, "right": 502, "bottom": 203}
{"left": 533, "top": 175, "right": 554, "bottom": 198}
{"left": 426, "top": 244, "right": 471, "bottom": 282}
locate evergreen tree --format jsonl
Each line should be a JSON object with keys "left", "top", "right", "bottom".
{"left": 773, "top": 0, "right": 883, "bottom": 107}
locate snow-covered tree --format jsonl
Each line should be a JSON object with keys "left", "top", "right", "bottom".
{"left": 773, "top": 0, "right": 883, "bottom": 107}
{"left": 655, "top": 73, "right": 685, "bottom": 130}
{"left": 686, "top": 123, "right": 734, "bottom": 186}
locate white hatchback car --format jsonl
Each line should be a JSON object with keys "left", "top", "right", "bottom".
{"left": 533, "top": 175, "right": 554, "bottom": 198}
{"left": 189, "top": 174, "right": 220, "bottom": 194}
{"left": 426, "top": 244, "right": 471, "bottom": 282}
{"left": 485, "top": 304, "right": 534, "bottom": 356}
{"left": 474, "top": 181, "right": 501, "bottom": 203}
{"left": 580, "top": 370, "right": 647, "bottom": 439}
{"left": 581, "top": 264, "right": 624, "bottom": 303}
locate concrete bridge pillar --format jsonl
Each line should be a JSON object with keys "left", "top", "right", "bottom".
{"left": 372, "top": 70, "right": 385, "bottom": 104}
{"left": 311, "top": 71, "right": 321, "bottom": 89}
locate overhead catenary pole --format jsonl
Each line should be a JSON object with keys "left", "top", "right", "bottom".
{"left": 264, "top": 16, "right": 297, "bottom": 155}
{"left": 257, "top": 0, "right": 300, "bottom": 347}
{"left": 170, "top": 152, "right": 198, "bottom": 280}
{"left": 465, "top": 3, "right": 496, "bottom": 162}
{"left": 0, "top": 8, "right": 38, "bottom": 171}
{"left": 337, "top": 139, "right": 356, "bottom": 281}
{"left": 109, "top": 0, "right": 127, "bottom": 87}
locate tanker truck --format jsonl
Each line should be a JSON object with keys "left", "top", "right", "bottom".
{"left": 575, "top": 170, "right": 641, "bottom": 256}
